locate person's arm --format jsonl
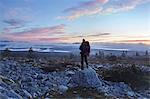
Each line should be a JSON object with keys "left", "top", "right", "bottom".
{"left": 89, "top": 45, "right": 91, "bottom": 53}
{"left": 79, "top": 44, "right": 82, "bottom": 50}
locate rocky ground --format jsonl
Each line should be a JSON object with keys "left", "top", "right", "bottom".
{"left": 0, "top": 57, "right": 150, "bottom": 98}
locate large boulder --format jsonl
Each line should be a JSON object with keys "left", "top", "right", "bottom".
{"left": 70, "top": 67, "right": 102, "bottom": 88}
{"left": 69, "top": 67, "right": 140, "bottom": 98}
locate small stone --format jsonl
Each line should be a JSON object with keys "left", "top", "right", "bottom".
{"left": 37, "top": 75, "right": 43, "bottom": 79}
{"left": 58, "top": 85, "right": 68, "bottom": 93}
{"left": 73, "top": 91, "right": 77, "bottom": 94}
{"left": 23, "top": 89, "right": 32, "bottom": 98}
{"left": 127, "top": 91, "right": 135, "bottom": 97}
{"left": 33, "top": 93, "right": 38, "bottom": 98}
{"left": 66, "top": 71, "right": 75, "bottom": 76}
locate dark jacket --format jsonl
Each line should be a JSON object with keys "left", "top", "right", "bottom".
{"left": 79, "top": 41, "right": 90, "bottom": 56}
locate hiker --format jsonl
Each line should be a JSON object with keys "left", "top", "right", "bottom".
{"left": 79, "top": 39, "right": 90, "bottom": 70}
{"left": 28, "top": 47, "right": 34, "bottom": 58}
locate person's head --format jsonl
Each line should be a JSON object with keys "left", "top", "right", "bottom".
{"left": 82, "top": 39, "right": 85, "bottom": 42}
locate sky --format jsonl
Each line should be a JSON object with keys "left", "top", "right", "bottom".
{"left": 0, "top": 0, "right": 150, "bottom": 44}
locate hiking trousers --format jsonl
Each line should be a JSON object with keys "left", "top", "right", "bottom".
{"left": 81, "top": 53, "right": 88, "bottom": 70}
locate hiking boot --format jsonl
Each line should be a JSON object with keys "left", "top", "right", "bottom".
{"left": 86, "top": 65, "right": 88, "bottom": 68}
{"left": 81, "top": 67, "right": 84, "bottom": 70}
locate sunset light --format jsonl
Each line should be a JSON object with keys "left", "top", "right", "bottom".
{"left": 0, "top": 0, "right": 149, "bottom": 44}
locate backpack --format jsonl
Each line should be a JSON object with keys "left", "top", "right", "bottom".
{"left": 80, "top": 41, "right": 90, "bottom": 54}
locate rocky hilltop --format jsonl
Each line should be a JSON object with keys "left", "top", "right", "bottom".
{"left": 0, "top": 58, "right": 150, "bottom": 98}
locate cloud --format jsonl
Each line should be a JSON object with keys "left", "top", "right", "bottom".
{"left": 59, "top": 0, "right": 149, "bottom": 20}
{"left": 2, "top": 19, "right": 28, "bottom": 33}
{"left": 2, "top": 7, "right": 32, "bottom": 32}
{"left": 1, "top": 24, "right": 67, "bottom": 41}
{"left": 63, "top": 0, "right": 108, "bottom": 13}
{"left": 32, "top": 32, "right": 110, "bottom": 42}
{"left": 39, "top": 37, "right": 68, "bottom": 42}
{"left": 118, "top": 40, "right": 150, "bottom": 44}
{"left": 87, "top": 33, "right": 110, "bottom": 37}
{"left": 13, "top": 24, "right": 66, "bottom": 36}
{"left": 4, "top": 7, "right": 32, "bottom": 20}
{"left": 69, "top": 32, "right": 110, "bottom": 38}
{"left": 41, "top": 32, "right": 110, "bottom": 41}
{"left": 103, "top": 0, "right": 150, "bottom": 13}
{"left": 58, "top": 0, "right": 108, "bottom": 20}
{"left": 58, "top": 7, "right": 103, "bottom": 20}
{"left": 3, "top": 19, "right": 25, "bottom": 26}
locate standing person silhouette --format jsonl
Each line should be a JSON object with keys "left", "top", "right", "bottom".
{"left": 79, "top": 39, "right": 90, "bottom": 70}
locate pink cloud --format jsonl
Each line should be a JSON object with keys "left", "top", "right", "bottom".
{"left": 59, "top": 7, "right": 102, "bottom": 20}
{"left": 58, "top": 0, "right": 108, "bottom": 20}
{"left": 36, "top": 32, "right": 110, "bottom": 42}
{"left": 39, "top": 37, "right": 69, "bottom": 42}
{"left": 13, "top": 24, "right": 66, "bottom": 36}
{"left": 1, "top": 24, "right": 67, "bottom": 42}
{"left": 63, "top": 0, "right": 108, "bottom": 12}
{"left": 69, "top": 33, "right": 110, "bottom": 38}
{"left": 59, "top": 0, "right": 149, "bottom": 20}
{"left": 103, "top": 0, "right": 149, "bottom": 13}
{"left": 116, "top": 39, "right": 150, "bottom": 45}
{"left": 75, "top": 0, "right": 108, "bottom": 9}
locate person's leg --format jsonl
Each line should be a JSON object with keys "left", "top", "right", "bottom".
{"left": 81, "top": 54, "right": 84, "bottom": 70}
{"left": 85, "top": 55, "right": 88, "bottom": 68}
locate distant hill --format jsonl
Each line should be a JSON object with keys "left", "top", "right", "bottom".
{"left": 0, "top": 40, "right": 13, "bottom": 42}
{"left": 72, "top": 42, "right": 80, "bottom": 44}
